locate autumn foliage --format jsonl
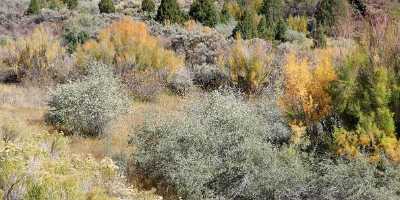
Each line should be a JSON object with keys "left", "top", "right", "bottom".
{"left": 76, "top": 17, "right": 183, "bottom": 73}
{"left": 280, "top": 50, "right": 337, "bottom": 124}
{"left": 1, "top": 25, "right": 65, "bottom": 83}
{"left": 225, "top": 36, "right": 272, "bottom": 94}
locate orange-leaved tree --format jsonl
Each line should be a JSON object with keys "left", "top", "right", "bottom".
{"left": 76, "top": 17, "right": 183, "bottom": 73}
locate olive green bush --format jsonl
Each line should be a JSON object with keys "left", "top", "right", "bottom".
{"left": 132, "top": 91, "right": 308, "bottom": 199}
{"left": 156, "top": 0, "right": 185, "bottom": 24}
{"left": 62, "top": 0, "right": 78, "bottom": 9}
{"left": 98, "top": 0, "right": 115, "bottom": 13}
{"left": 142, "top": 0, "right": 156, "bottom": 12}
{"left": 189, "top": 0, "right": 219, "bottom": 27}
{"left": 47, "top": 62, "right": 129, "bottom": 136}
{"left": 27, "top": 0, "right": 41, "bottom": 14}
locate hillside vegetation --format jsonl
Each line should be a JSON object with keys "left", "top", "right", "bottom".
{"left": 1, "top": 0, "right": 400, "bottom": 199}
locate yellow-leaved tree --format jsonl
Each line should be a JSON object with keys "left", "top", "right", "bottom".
{"left": 280, "top": 50, "right": 337, "bottom": 125}
{"left": 76, "top": 17, "right": 183, "bottom": 73}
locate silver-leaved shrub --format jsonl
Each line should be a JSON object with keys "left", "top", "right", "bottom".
{"left": 131, "top": 91, "right": 310, "bottom": 199}
{"left": 47, "top": 62, "right": 129, "bottom": 136}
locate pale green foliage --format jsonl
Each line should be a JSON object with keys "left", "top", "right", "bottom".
{"left": 132, "top": 91, "right": 307, "bottom": 199}
{"left": 0, "top": 118, "right": 157, "bottom": 200}
{"left": 47, "top": 62, "right": 129, "bottom": 136}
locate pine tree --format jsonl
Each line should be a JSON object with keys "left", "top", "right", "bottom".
{"left": 156, "top": 0, "right": 185, "bottom": 24}
{"left": 98, "top": 0, "right": 115, "bottom": 13}
{"left": 27, "top": 0, "right": 41, "bottom": 15}
{"left": 259, "top": 0, "right": 284, "bottom": 25}
{"left": 189, "top": 0, "right": 219, "bottom": 27}
{"left": 142, "top": 0, "right": 155, "bottom": 12}
{"left": 232, "top": 9, "right": 258, "bottom": 39}
{"left": 63, "top": 0, "right": 78, "bottom": 9}
{"left": 220, "top": 1, "right": 231, "bottom": 23}
{"left": 315, "top": 0, "right": 347, "bottom": 31}
{"left": 275, "top": 19, "right": 287, "bottom": 41}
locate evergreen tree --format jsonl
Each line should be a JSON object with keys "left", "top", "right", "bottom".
{"left": 232, "top": 9, "right": 259, "bottom": 39}
{"left": 27, "top": 0, "right": 41, "bottom": 15}
{"left": 189, "top": 0, "right": 219, "bottom": 27}
{"left": 259, "top": 0, "right": 284, "bottom": 25}
{"left": 220, "top": 0, "right": 231, "bottom": 23}
{"left": 314, "top": 0, "right": 347, "bottom": 31}
{"left": 62, "top": 0, "right": 78, "bottom": 9}
{"left": 98, "top": 0, "right": 115, "bottom": 13}
{"left": 312, "top": 25, "right": 327, "bottom": 48}
{"left": 275, "top": 19, "right": 287, "bottom": 41}
{"left": 156, "top": 0, "right": 185, "bottom": 24}
{"left": 142, "top": 0, "right": 155, "bottom": 12}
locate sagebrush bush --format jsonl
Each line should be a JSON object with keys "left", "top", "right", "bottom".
{"left": 1, "top": 25, "right": 66, "bottom": 85}
{"left": 47, "top": 62, "right": 129, "bottom": 136}
{"left": 313, "top": 157, "right": 400, "bottom": 199}
{"left": 131, "top": 91, "right": 307, "bottom": 199}
{"left": 98, "top": 0, "right": 115, "bottom": 13}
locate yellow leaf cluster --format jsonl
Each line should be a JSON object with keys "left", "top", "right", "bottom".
{"left": 287, "top": 15, "right": 308, "bottom": 33}
{"left": 76, "top": 17, "right": 183, "bottom": 73}
{"left": 334, "top": 127, "right": 400, "bottom": 162}
{"left": 280, "top": 50, "right": 337, "bottom": 124}
{"left": 226, "top": 36, "right": 272, "bottom": 94}
{"left": 1, "top": 25, "right": 64, "bottom": 74}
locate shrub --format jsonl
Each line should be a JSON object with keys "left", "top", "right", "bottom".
{"left": 142, "top": 0, "right": 155, "bottom": 12}
{"left": 1, "top": 25, "right": 66, "bottom": 85}
{"left": 98, "top": 0, "right": 115, "bottom": 13}
{"left": 167, "top": 68, "right": 193, "bottom": 95}
{"left": 284, "top": 29, "right": 308, "bottom": 44}
{"left": 123, "top": 70, "right": 166, "bottom": 102}
{"left": 224, "top": 37, "right": 273, "bottom": 94}
{"left": 0, "top": 118, "right": 160, "bottom": 200}
{"left": 330, "top": 49, "right": 400, "bottom": 160}
{"left": 76, "top": 17, "right": 183, "bottom": 73}
{"left": 156, "top": 0, "right": 185, "bottom": 24}
{"left": 259, "top": 0, "right": 284, "bottom": 24}
{"left": 275, "top": 19, "right": 287, "bottom": 41}
{"left": 62, "top": 13, "right": 108, "bottom": 53}
{"left": 27, "top": 0, "right": 41, "bottom": 15}
{"left": 314, "top": 0, "right": 348, "bottom": 34}
{"left": 63, "top": 28, "right": 89, "bottom": 53}
{"left": 288, "top": 15, "right": 308, "bottom": 33}
{"left": 132, "top": 91, "right": 308, "bottom": 199}
{"left": 189, "top": 0, "right": 219, "bottom": 27}
{"left": 62, "top": 0, "right": 78, "bottom": 9}
{"left": 232, "top": 9, "right": 259, "bottom": 39}
{"left": 47, "top": 62, "right": 129, "bottom": 136}
{"left": 314, "top": 157, "right": 400, "bottom": 199}
{"left": 192, "top": 64, "right": 229, "bottom": 90}
{"left": 280, "top": 50, "right": 337, "bottom": 125}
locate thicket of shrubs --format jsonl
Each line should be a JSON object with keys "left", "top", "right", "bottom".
{"left": 132, "top": 91, "right": 400, "bottom": 199}
{"left": 0, "top": 117, "right": 159, "bottom": 200}
{"left": 0, "top": 25, "right": 67, "bottom": 85}
{"left": 3, "top": 0, "right": 400, "bottom": 199}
